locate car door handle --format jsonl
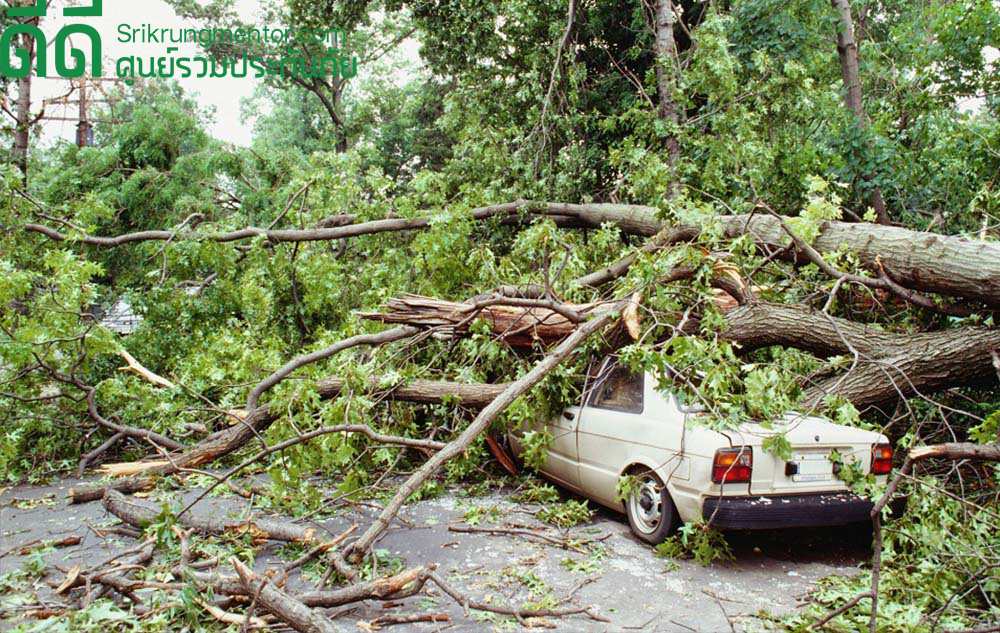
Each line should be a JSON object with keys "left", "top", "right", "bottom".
{"left": 562, "top": 411, "right": 574, "bottom": 421}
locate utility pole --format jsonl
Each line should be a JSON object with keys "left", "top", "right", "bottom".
{"left": 75, "top": 75, "right": 91, "bottom": 148}
{"left": 37, "top": 75, "right": 125, "bottom": 145}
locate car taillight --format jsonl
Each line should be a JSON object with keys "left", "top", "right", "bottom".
{"left": 871, "top": 443, "right": 893, "bottom": 475}
{"left": 712, "top": 446, "right": 752, "bottom": 484}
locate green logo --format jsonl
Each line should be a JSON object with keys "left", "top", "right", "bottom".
{"left": 1, "top": 0, "right": 102, "bottom": 79}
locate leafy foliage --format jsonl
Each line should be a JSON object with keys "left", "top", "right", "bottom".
{"left": 655, "top": 520, "right": 735, "bottom": 567}
{"left": 0, "top": 0, "right": 997, "bottom": 629}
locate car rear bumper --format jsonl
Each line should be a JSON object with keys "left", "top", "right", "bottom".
{"left": 701, "top": 492, "right": 874, "bottom": 530}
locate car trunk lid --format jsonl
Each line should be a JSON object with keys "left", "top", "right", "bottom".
{"left": 721, "top": 415, "right": 883, "bottom": 495}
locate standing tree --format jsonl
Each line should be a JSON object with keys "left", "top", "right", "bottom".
{"left": 830, "top": 0, "right": 890, "bottom": 224}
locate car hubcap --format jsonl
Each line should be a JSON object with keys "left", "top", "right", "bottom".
{"left": 629, "top": 478, "right": 662, "bottom": 534}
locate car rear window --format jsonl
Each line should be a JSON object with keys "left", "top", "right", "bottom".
{"left": 589, "top": 365, "right": 643, "bottom": 413}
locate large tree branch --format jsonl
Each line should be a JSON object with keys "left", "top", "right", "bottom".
{"left": 347, "top": 299, "right": 628, "bottom": 559}
{"left": 246, "top": 326, "right": 419, "bottom": 412}
{"left": 720, "top": 303, "right": 1000, "bottom": 410}
{"left": 26, "top": 203, "right": 1000, "bottom": 306}
{"left": 24, "top": 200, "right": 661, "bottom": 249}
{"left": 103, "top": 490, "right": 318, "bottom": 543}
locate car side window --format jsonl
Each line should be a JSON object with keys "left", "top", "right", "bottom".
{"left": 589, "top": 365, "right": 643, "bottom": 413}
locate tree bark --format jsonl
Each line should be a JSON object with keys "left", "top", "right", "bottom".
{"left": 718, "top": 215, "right": 1000, "bottom": 307}
{"left": 12, "top": 23, "right": 37, "bottom": 187}
{"left": 69, "top": 476, "right": 155, "bottom": 504}
{"left": 29, "top": 201, "right": 999, "bottom": 307}
{"left": 231, "top": 558, "right": 340, "bottom": 633}
{"left": 722, "top": 302, "right": 1000, "bottom": 410}
{"left": 655, "top": 0, "right": 681, "bottom": 194}
{"left": 831, "top": 0, "right": 889, "bottom": 225}
{"left": 246, "top": 326, "right": 419, "bottom": 412}
{"left": 102, "top": 490, "right": 319, "bottom": 542}
{"left": 358, "top": 295, "right": 595, "bottom": 347}
{"left": 355, "top": 300, "right": 1000, "bottom": 412}
{"left": 908, "top": 443, "right": 1000, "bottom": 462}
{"left": 24, "top": 200, "right": 663, "bottom": 247}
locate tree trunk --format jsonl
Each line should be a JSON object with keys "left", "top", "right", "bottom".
{"left": 102, "top": 490, "right": 319, "bottom": 542}
{"left": 655, "top": 0, "right": 681, "bottom": 194}
{"left": 717, "top": 215, "right": 1000, "bottom": 307}
{"left": 722, "top": 302, "right": 1000, "bottom": 410}
{"left": 358, "top": 300, "right": 1000, "bottom": 413}
{"left": 12, "top": 27, "right": 35, "bottom": 187}
{"left": 32, "top": 205, "right": 1000, "bottom": 307}
{"left": 25, "top": 200, "right": 664, "bottom": 245}
{"left": 831, "top": 0, "right": 889, "bottom": 225}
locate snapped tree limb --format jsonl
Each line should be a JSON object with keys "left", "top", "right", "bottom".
{"left": 348, "top": 299, "right": 627, "bottom": 559}
{"left": 103, "top": 490, "right": 318, "bottom": 543}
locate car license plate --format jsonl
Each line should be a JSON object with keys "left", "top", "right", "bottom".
{"left": 791, "top": 453, "right": 834, "bottom": 482}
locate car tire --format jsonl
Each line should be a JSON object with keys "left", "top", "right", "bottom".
{"left": 625, "top": 468, "right": 679, "bottom": 545}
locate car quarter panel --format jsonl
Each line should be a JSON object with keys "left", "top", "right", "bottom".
{"left": 576, "top": 374, "right": 687, "bottom": 510}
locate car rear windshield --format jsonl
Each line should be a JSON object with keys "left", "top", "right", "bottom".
{"left": 589, "top": 364, "right": 643, "bottom": 413}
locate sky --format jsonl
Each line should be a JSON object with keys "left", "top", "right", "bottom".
{"left": 29, "top": 2, "right": 997, "bottom": 147}
{"left": 36, "top": 0, "right": 269, "bottom": 147}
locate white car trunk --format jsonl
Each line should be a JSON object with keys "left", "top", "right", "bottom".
{"left": 722, "top": 415, "right": 885, "bottom": 496}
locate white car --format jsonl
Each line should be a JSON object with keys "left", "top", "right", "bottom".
{"left": 510, "top": 358, "right": 893, "bottom": 544}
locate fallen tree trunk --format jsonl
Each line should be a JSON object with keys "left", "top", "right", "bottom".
{"left": 102, "top": 490, "right": 318, "bottom": 543}
{"left": 29, "top": 202, "right": 1000, "bottom": 308}
{"left": 721, "top": 303, "right": 1000, "bottom": 410}
{"left": 356, "top": 300, "right": 1000, "bottom": 412}
{"left": 359, "top": 294, "right": 595, "bottom": 347}
{"left": 145, "top": 300, "right": 996, "bottom": 483}
{"left": 584, "top": 214, "right": 1000, "bottom": 308}
{"left": 696, "top": 216, "right": 1000, "bottom": 308}
{"left": 25, "top": 200, "right": 661, "bottom": 248}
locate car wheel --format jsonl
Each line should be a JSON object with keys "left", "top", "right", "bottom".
{"left": 625, "top": 468, "right": 678, "bottom": 545}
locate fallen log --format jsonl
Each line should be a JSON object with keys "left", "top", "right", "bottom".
{"left": 231, "top": 558, "right": 341, "bottom": 633}
{"left": 358, "top": 294, "right": 595, "bottom": 347}
{"left": 720, "top": 303, "right": 1000, "bottom": 410}
{"left": 355, "top": 298, "right": 1000, "bottom": 412}
{"left": 71, "top": 477, "right": 156, "bottom": 505}
{"left": 27, "top": 201, "right": 1000, "bottom": 308}
{"left": 578, "top": 213, "right": 1000, "bottom": 309}
{"left": 102, "top": 490, "right": 317, "bottom": 543}
{"left": 25, "top": 200, "right": 661, "bottom": 249}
